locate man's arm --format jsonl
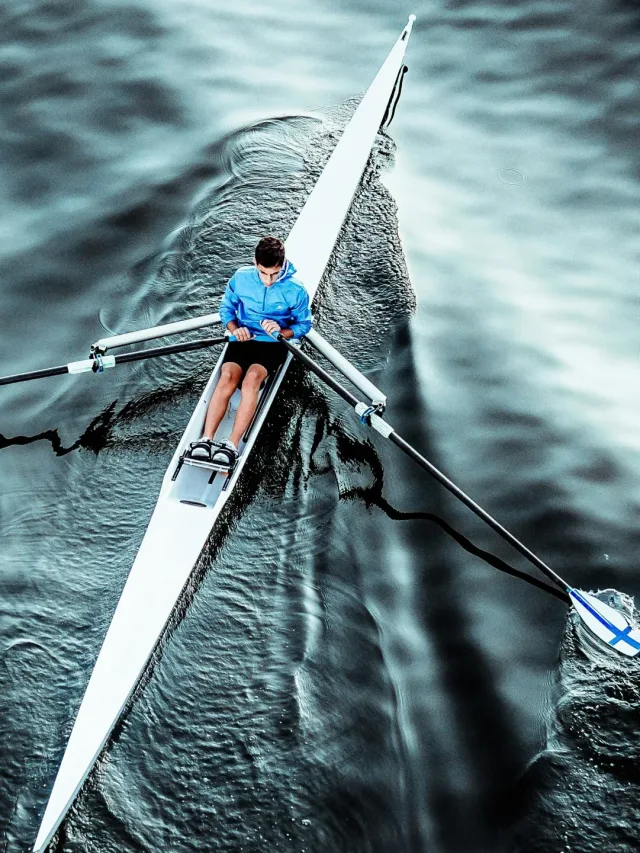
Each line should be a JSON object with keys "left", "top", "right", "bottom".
{"left": 287, "top": 287, "right": 312, "bottom": 338}
{"left": 219, "top": 275, "right": 251, "bottom": 341}
{"left": 219, "top": 276, "right": 240, "bottom": 326}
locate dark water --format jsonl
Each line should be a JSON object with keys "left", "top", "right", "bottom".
{"left": 1, "top": 1, "right": 639, "bottom": 851}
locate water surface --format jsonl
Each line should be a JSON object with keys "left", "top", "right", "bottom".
{"left": 1, "top": 1, "right": 639, "bottom": 851}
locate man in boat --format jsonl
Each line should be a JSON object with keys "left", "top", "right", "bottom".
{"left": 189, "top": 235, "right": 312, "bottom": 468}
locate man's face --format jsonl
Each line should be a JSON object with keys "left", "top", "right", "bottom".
{"left": 255, "top": 262, "right": 282, "bottom": 286}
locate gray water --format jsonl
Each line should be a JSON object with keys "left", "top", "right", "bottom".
{"left": 1, "top": 1, "right": 639, "bottom": 851}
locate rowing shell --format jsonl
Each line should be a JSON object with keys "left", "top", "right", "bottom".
{"left": 33, "top": 16, "right": 415, "bottom": 851}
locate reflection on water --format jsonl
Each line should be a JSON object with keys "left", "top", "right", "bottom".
{"left": 1, "top": 1, "right": 639, "bottom": 851}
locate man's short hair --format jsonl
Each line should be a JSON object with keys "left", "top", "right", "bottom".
{"left": 255, "top": 236, "right": 285, "bottom": 268}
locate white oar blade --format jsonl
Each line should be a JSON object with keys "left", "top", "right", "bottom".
{"left": 570, "top": 589, "right": 640, "bottom": 657}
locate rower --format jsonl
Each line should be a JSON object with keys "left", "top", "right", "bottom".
{"left": 188, "top": 236, "right": 312, "bottom": 469}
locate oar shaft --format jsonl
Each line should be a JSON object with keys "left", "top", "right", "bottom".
{"left": 387, "top": 432, "right": 567, "bottom": 590}
{"left": 305, "top": 328, "right": 387, "bottom": 407}
{"left": 0, "top": 336, "right": 227, "bottom": 386}
{"left": 0, "top": 364, "right": 70, "bottom": 386}
{"left": 282, "top": 338, "right": 361, "bottom": 406}
{"left": 280, "top": 335, "right": 569, "bottom": 593}
{"left": 113, "top": 336, "right": 227, "bottom": 365}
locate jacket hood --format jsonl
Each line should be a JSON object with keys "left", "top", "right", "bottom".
{"left": 253, "top": 259, "right": 297, "bottom": 285}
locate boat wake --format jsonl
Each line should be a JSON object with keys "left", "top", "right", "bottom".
{"left": 513, "top": 593, "right": 640, "bottom": 852}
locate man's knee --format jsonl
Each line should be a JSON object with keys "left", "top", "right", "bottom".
{"left": 218, "top": 365, "right": 241, "bottom": 394}
{"left": 242, "top": 365, "right": 267, "bottom": 392}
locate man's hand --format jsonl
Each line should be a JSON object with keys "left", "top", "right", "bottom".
{"left": 260, "top": 319, "right": 281, "bottom": 336}
{"left": 233, "top": 326, "right": 252, "bottom": 342}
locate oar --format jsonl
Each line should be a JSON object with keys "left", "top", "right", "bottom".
{"left": 0, "top": 335, "right": 227, "bottom": 387}
{"left": 279, "top": 334, "right": 640, "bottom": 659}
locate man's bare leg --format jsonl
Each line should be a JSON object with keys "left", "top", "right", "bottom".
{"left": 228, "top": 363, "right": 268, "bottom": 447}
{"left": 202, "top": 363, "right": 243, "bottom": 439}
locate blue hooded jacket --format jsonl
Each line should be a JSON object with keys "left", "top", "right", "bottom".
{"left": 219, "top": 261, "right": 312, "bottom": 342}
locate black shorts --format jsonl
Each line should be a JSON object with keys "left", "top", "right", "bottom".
{"left": 222, "top": 340, "right": 287, "bottom": 376}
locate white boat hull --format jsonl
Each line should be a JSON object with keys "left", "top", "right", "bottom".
{"left": 33, "top": 16, "right": 415, "bottom": 851}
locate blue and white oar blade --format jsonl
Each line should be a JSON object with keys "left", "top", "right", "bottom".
{"left": 569, "top": 589, "right": 640, "bottom": 657}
